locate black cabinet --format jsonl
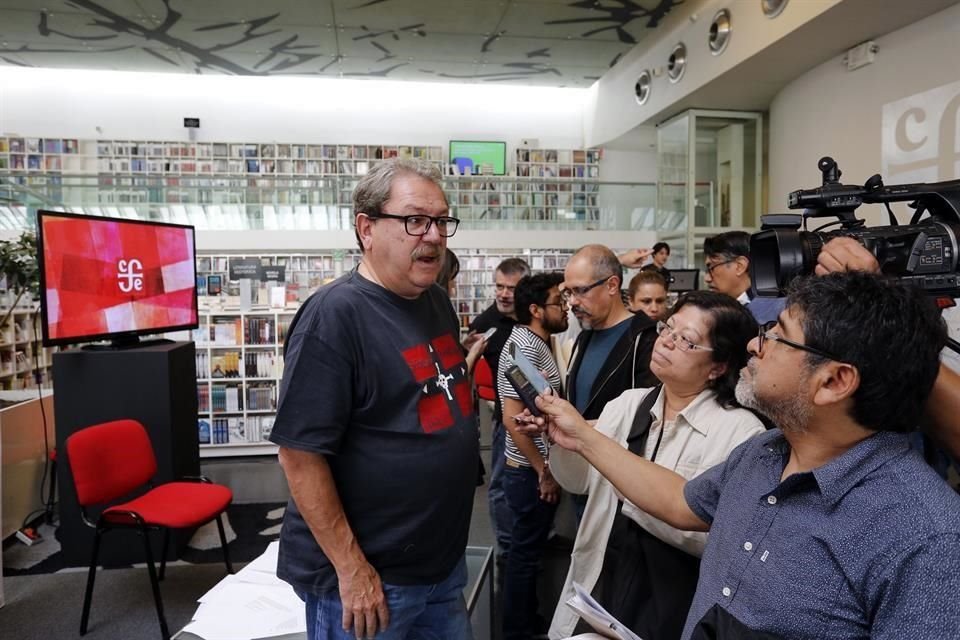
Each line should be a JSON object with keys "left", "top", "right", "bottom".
{"left": 54, "top": 342, "right": 199, "bottom": 567}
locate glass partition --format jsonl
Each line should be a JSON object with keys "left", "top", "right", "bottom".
{"left": 0, "top": 174, "right": 658, "bottom": 233}
{"left": 657, "top": 110, "right": 764, "bottom": 267}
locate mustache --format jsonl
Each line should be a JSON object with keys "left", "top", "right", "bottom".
{"left": 572, "top": 305, "right": 591, "bottom": 317}
{"left": 411, "top": 245, "right": 441, "bottom": 260}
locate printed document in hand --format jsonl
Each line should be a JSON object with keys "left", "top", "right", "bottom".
{"left": 566, "top": 581, "right": 644, "bottom": 640}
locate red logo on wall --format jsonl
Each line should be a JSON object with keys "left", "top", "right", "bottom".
{"left": 401, "top": 333, "right": 473, "bottom": 433}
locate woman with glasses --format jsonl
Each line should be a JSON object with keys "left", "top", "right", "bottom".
{"left": 532, "top": 291, "right": 766, "bottom": 640}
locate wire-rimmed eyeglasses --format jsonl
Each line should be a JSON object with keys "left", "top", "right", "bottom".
{"left": 560, "top": 276, "right": 610, "bottom": 301}
{"left": 704, "top": 258, "right": 736, "bottom": 276}
{"left": 757, "top": 321, "right": 838, "bottom": 361}
{"left": 656, "top": 320, "right": 714, "bottom": 352}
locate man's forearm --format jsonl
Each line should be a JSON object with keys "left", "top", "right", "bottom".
{"left": 503, "top": 397, "right": 547, "bottom": 473}
{"left": 278, "top": 447, "right": 368, "bottom": 575}
{"left": 577, "top": 425, "right": 708, "bottom": 531}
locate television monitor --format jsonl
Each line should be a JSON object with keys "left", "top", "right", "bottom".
{"left": 449, "top": 140, "right": 507, "bottom": 176}
{"left": 37, "top": 210, "right": 199, "bottom": 348}
{"left": 670, "top": 269, "right": 700, "bottom": 293}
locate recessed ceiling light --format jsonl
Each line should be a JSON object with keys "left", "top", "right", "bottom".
{"left": 761, "top": 0, "right": 788, "bottom": 18}
{"left": 634, "top": 70, "right": 651, "bottom": 105}
{"left": 708, "top": 9, "right": 731, "bottom": 55}
{"left": 667, "top": 43, "right": 686, "bottom": 83}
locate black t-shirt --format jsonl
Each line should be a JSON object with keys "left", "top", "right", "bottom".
{"left": 270, "top": 270, "right": 478, "bottom": 593}
{"left": 468, "top": 303, "right": 517, "bottom": 421}
{"left": 640, "top": 263, "right": 673, "bottom": 286}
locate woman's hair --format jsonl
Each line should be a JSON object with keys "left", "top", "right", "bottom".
{"left": 436, "top": 248, "right": 460, "bottom": 289}
{"left": 669, "top": 290, "right": 758, "bottom": 408}
{"left": 627, "top": 270, "right": 667, "bottom": 299}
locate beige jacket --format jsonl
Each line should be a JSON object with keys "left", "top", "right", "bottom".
{"left": 548, "top": 386, "right": 765, "bottom": 640}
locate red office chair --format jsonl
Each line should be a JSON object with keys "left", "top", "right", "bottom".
{"left": 474, "top": 356, "right": 497, "bottom": 402}
{"left": 65, "top": 419, "right": 234, "bottom": 640}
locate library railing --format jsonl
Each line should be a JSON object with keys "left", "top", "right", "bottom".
{"left": 0, "top": 173, "right": 666, "bottom": 233}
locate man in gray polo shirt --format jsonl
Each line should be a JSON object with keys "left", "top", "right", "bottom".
{"left": 534, "top": 271, "right": 960, "bottom": 639}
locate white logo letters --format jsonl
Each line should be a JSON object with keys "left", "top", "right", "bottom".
{"left": 117, "top": 258, "right": 144, "bottom": 293}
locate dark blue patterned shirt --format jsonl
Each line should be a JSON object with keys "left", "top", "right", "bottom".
{"left": 683, "top": 429, "right": 960, "bottom": 639}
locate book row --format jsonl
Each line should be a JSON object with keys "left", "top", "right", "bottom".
{"left": 198, "top": 414, "right": 276, "bottom": 445}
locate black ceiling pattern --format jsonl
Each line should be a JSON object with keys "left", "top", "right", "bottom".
{"left": 0, "top": 0, "right": 684, "bottom": 87}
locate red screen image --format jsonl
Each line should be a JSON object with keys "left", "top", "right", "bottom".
{"left": 39, "top": 212, "right": 198, "bottom": 345}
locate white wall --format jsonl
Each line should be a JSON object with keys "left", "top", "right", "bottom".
{"left": 583, "top": 0, "right": 843, "bottom": 147}
{"left": 0, "top": 67, "right": 587, "bottom": 151}
{"left": 769, "top": 2, "right": 960, "bottom": 224}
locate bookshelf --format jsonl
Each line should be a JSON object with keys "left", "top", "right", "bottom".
{"left": 452, "top": 249, "right": 575, "bottom": 330}
{"left": 0, "top": 307, "right": 54, "bottom": 391}
{"left": 445, "top": 177, "right": 601, "bottom": 226}
{"left": 190, "top": 309, "right": 296, "bottom": 457}
{"left": 514, "top": 148, "right": 601, "bottom": 179}
{"left": 1, "top": 137, "right": 604, "bottom": 223}
{"left": 189, "top": 248, "right": 574, "bottom": 456}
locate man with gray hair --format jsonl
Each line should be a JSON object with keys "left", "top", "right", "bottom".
{"left": 271, "top": 158, "right": 476, "bottom": 639}
{"left": 561, "top": 245, "right": 659, "bottom": 521}
{"left": 564, "top": 244, "right": 659, "bottom": 419}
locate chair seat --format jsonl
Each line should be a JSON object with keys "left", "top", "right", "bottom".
{"left": 103, "top": 482, "right": 232, "bottom": 528}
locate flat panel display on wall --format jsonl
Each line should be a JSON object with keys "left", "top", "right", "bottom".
{"left": 449, "top": 140, "right": 507, "bottom": 175}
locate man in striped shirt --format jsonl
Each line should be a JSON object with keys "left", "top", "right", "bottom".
{"left": 495, "top": 271, "right": 568, "bottom": 640}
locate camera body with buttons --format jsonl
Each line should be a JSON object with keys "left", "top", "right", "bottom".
{"left": 750, "top": 157, "right": 960, "bottom": 298}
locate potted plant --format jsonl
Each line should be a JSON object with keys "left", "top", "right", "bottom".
{"left": 0, "top": 231, "right": 39, "bottom": 330}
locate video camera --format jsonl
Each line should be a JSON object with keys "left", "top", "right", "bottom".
{"left": 750, "top": 157, "right": 960, "bottom": 298}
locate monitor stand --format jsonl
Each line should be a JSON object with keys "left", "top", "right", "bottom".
{"left": 82, "top": 335, "right": 175, "bottom": 351}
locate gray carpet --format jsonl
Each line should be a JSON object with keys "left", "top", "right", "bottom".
{"left": 0, "top": 562, "right": 234, "bottom": 640}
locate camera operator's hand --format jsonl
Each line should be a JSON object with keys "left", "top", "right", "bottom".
{"left": 815, "top": 237, "right": 880, "bottom": 275}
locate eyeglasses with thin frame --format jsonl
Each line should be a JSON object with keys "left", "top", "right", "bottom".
{"left": 561, "top": 276, "right": 610, "bottom": 301}
{"left": 704, "top": 258, "right": 736, "bottom": 276}
{"left": 365, "top": 212, "right": 461, "bottom": 237}
{"left": 758, "top": 321, "right": 837, "bottom": 361}
{"left": 656, "top": 320, "right": 714, "bottom": 352}
{"left": 543, "top": 300, "right": 569, "bottom": 310}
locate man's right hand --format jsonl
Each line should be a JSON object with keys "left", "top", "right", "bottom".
{"left": 815, "top": 237, "right": 880, "bottom": 275}
{"left": 337, "top": 561, "right": 390, "bottom": 639}
{"left": 618, "top": 247, "right": 653, "bottom": 268}
{"left": 534, "top": 392, "right": 590, "bottom": 453}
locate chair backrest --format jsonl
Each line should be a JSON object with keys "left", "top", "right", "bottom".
{"left": 474, "top": 356, "right": 496, "bottom": 401}
{"left": 66, "top": 419, "right": 158, "bottom": 507}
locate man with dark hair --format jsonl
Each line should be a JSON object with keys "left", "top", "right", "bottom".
{"left": 640, "top": 241, "right": 672, "bottom": 285}
{"left": 536, "top": 271, "right": 960, "bottom": 639}
{"left": 271, "top": 158, "right": 476, "bottom": 639}
{"left": 468, "top": 256, "right": 531, "bottom": 566}
{"left": 703, "top": 230, "right": 784, "bottom": 324}
{"left": 496, "top": 271, "right": 567, "bottom": 640}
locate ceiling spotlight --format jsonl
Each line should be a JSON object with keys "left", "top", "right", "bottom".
{"left": 709, "top": 9, "right": 731, "bottom": 55}
{"left": 761, "top": 0, "right": 788, "bottom": 18}
{"left": 634, "top": 70, "right": 652, "bottom": 105}
{"left": 667, "top": 43, "right": 686, "bottom": 83}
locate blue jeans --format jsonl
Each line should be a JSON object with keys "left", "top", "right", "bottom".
{"left": 487, "top": 421, "right": 513, "bottom": 558}
{"left": 300, "top": 557, "right": 473, "bottom": 640}
{"left": 502, "top": 464, "right": 558, "bottom": 640}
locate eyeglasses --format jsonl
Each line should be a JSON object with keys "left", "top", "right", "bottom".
{"left": 543, "top": 300, "right": 569, "bottom": 310}
{"left": 656, "top": 320, "right": 714, "bottom": 352}
{"left": 704, "top": 258, "right": 736, "bottom": 276}
{"left": 758, "top": 321, "right": 837, "bottom": 361}
{"left": 561, "top": 276, "right": 610, "bottom": 301}
{"left": 365, "top": 212, "right": 461, "bottom": 237}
